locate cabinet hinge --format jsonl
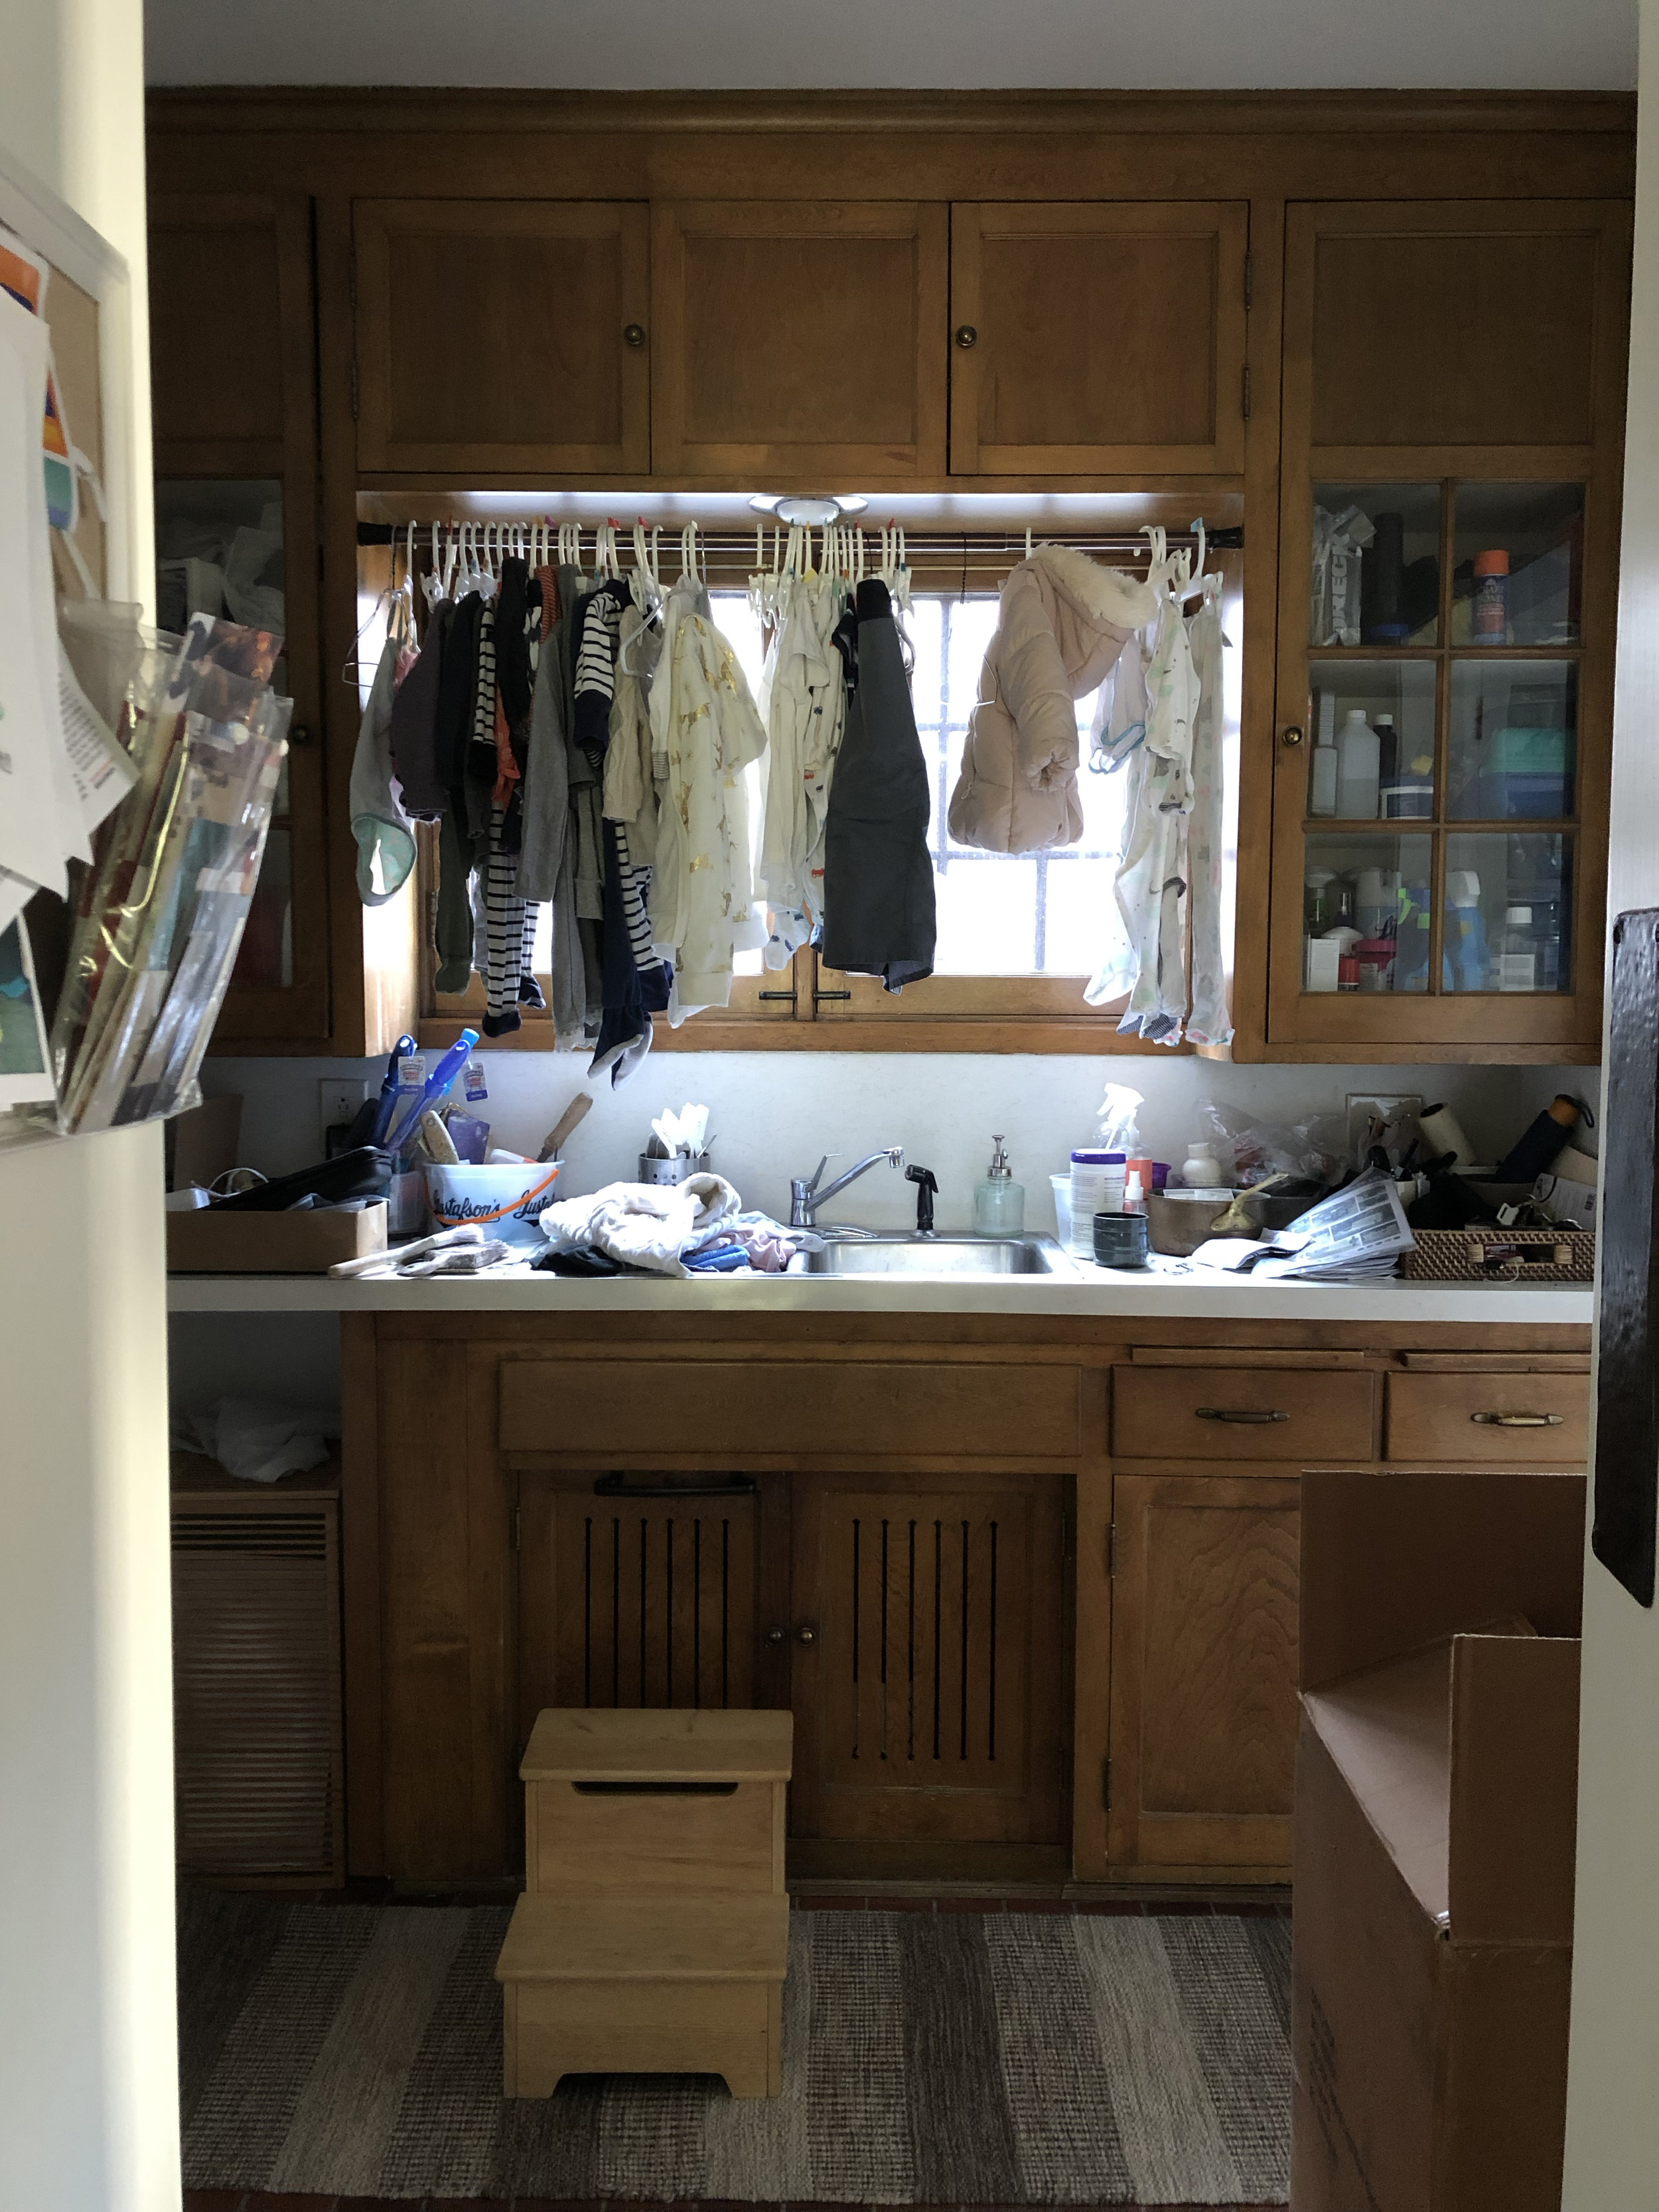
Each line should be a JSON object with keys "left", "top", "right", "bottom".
{"left": 510, "top": 1504, "right": 521, "bottom": 1552}
{"left": 1244, "top": 253, "right": 1253, "bottom": 311}
{"left": 1108, "top": 1521, "right": 1117, "bottom": 1576}
{"left": 350, "top": 358, "right": 360, "bottom": 421}
{"left": 1103, "top": 1756, "right": 1112, "bottom": 1810}
{"left": 1242, "top": 364, "right": 1252, "bottom": 421}
{"left": 348, "top": 244, "right": 357, "bottom": 313}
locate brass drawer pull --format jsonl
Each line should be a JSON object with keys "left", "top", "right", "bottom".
{"left": 955, "top": 323, "right": 978, "bottom": 349}
{"left": 1194, "top": 1407, "right": 1290, "bottom": 1424}
{"left": 1471, "top": 1411, "right": 1563, "bottom": 1428}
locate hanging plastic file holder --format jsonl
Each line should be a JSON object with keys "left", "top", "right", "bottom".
{"left": 48, "top": 613, "right": 290, "bottom": 1135}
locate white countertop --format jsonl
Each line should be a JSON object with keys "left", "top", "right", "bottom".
{"left": 167, "top": 1259, "right": 1594, "bottom": 1327}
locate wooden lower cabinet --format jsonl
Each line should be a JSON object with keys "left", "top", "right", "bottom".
{"left": 342, "top": 1320, "right": 1589, "bottom": 1887}
{"left": 1107, "top": 1473, "right": 1301, "bottom": 1875}
{"left": 788, "top": 1471, "right": 1070, "bottom": 1864}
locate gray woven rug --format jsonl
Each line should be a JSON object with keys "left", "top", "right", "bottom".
{"left": 179, "top": 1891, "right": 1289, "bottom": 2205}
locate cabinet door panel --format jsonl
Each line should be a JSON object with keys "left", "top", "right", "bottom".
{"left": 790, "top": 1471, "right": 1066, "bottom": 1846}
{"left": 519, "top": 1472, "right": 775, "bottom": 1728}
{"left": 353, "top": 199, "right": 650, "bottom": 472}
{"left": 1109, "top": 1473, "right": 1299, "bottom": 1872}
{"left": 951, "top": 202, "right": 1248, "bottom": 474}
{"left": 150, "top": 194, "right": 288, "bottom": 451}
{"left": 1305, "top": 204, "right": 1624, "bottom": 451}
{"left": 652, "top": 200, "right": 947, "bottom": 478}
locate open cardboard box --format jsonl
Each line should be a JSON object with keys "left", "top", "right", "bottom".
{"left": 1293, "top": 1467, "right": 1585, "bottom": 2212}
{"left": 167, "top": 1198, "right": 388, "bottom": 1274}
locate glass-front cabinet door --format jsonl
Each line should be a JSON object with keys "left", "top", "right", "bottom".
{"left": 148, "top": 194, "right": 329, "bottom": 1047}
{"left": 1267, "top": 201, "right": 1629, "bottom": 1057}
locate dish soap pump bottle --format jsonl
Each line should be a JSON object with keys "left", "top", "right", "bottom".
{"left": 975, "top": 1135, "right": 1025, "bottom": 1237}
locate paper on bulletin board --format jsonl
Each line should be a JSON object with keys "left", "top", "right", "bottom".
{"left": 0, "top": 284, "right": 87, "bottom": 908}
{"left": 0, "top": 224, "right": 76, "bottom": 531}
{"left": 0, "top": 917, "right": 54, "bottom": 1105}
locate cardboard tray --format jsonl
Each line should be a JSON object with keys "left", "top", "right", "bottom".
{"left": 167, "top": 1199, "right": 388, "bottom": 1274}
{"left": 1400, "top": 1225, "right": 1594, "bottom": 1283}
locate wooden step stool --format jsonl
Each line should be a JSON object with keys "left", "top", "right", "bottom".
{"left": 495, "top": 1707, "right": 793, "bottom": 2098}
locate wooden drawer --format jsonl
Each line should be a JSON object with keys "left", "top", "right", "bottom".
{"left": 528, "top": 1777, "right": 784, "bottom": 1894}
{"left": 1112, "top": 1366, "right": 1376, "bottom": 1462}
{"left": 500, "top": 1359, "right": 1081, "bottom": 1461}
{"left": 1386, "top": 1371, "right": 1590, "bottom": 1463}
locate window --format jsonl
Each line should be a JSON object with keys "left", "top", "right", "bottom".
{"left": 401, "top": 546, "right": 1241, "bottom": 1053}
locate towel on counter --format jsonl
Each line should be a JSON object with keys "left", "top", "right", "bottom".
{"left": 539, "top": 1172, "right": 743, "bottom": 1277}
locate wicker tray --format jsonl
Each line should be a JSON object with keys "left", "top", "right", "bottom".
{"left": 1400, "top": 1226, "right": 1595, "bottom": 1284}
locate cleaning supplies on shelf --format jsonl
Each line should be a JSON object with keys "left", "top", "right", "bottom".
{"left": 974, "top": 1136, "right": 1025, "bottom": 1236}
{"left": 384, "top": 1028, "right": 481, "bottom": 1157}
{"left": 1335, "top": 708, "right": 1381, "bottom": 819}
{"left": 1179, "top": 1140, "right": 1224, "bottom": 1190}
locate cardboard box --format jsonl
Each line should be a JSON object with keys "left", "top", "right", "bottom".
{"left": 167, "top": 1198, "right": 388, "bottom": 1274}
{"left": 1293, "top": 1469, "right": 1584, "bottom": 2212}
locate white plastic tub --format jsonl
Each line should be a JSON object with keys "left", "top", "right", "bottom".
{"left": 423, "top": 1160, "right": 562, "bottom": 1247}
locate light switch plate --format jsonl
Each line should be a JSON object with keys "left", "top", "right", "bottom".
{"left": 319, "top": 1076, "right": 368, "bottom": 1151}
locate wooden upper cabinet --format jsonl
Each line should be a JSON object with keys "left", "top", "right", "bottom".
{"left": 149, "top": 193, "right": 306, "bottom": 463}
{"left": 352, "top": 200, "right": 650, "bottom": 473}
{"left": 950, "top": 202, "right": 1249, "bottom": 475}
{"left": 1297, "top": 200, "right": 1630, "bottom": 457}
{"left": 651, "top": 200, "right": 948, "bottom": 479}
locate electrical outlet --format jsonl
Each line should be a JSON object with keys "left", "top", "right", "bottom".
{"left": 319, "top": 1076, "right": 368, "bottom": 1153}
{"left": 1345, "top": 1091, "right": 1423, "bottom": 1162}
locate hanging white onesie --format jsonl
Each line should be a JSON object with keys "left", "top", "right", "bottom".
{"left": 1184, "top": 578, "right": 1232, "bottom": 1047}
{"left": 757, "top": 568, "right": 845, "bottom": 964}
{"left": 1114, "top": 565, "right": 1199, "bottom": 1045}
{"left": 648, "top": 579, "right": 768, "bottom": 1020}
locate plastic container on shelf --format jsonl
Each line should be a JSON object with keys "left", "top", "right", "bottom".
{"left": 1497, "top": 906, "right": 1539, "bottom": 992}
{"left": 1443, "top": 869, "right": 1490, "bottom": 991}
{"left": 1336, "top": 708, "right": 1381, "bottom": 819}
{"left": 1068, "top": 1150, "right": 1124, "bottom": 1254}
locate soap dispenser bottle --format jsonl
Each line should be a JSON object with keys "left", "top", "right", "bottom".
{"left": 975, "top": 1135, "right": 1025, "bottom": 1236}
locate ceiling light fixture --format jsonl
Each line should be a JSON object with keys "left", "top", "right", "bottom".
{"left": 747, "top": 494, "right": 870, "bottom": 526}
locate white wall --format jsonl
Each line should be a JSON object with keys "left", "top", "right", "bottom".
{"left": 142, "top": 0, "right": 1638, "bottom": 92}
{"left": 0, "top": 6, "right": 177, "bottom": 2212}
{"left": 1561, "top": 1, "right": 1659, "bottom": 2200}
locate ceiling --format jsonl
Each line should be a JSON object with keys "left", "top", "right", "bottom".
{"left": 143, "top": 0, "right": 1636, "bottom": 91}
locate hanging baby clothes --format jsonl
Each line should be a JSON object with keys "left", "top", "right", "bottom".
{"left": 1184, "top": 574, "right": 1232, "bottom": 1047}
{"left": 1082, "top": 623, "right": 1150, "bottom": 1009}
{"left": 1114, "top": 543, "right": 1200, "bottom": 1045}
{"left": 648, "top": 575, "right": 768, "bottom": 1019}
{"left": 948, "top": 546, "right": 1155, "bottom": 854}
{"left": 820, "top": 577, "right": 936, "bottom": 992}
{"left": 757, "top": 565, "right": 846, "bottom": 964}
{"left": 431, "top": 591, "right": 484, "bottom": 994}
{"left": 479, "top": 557, "right": 545, "bottom": 1037}
{"left": 348, "top": 617, "right": 417, "bottom": 905}
{"left": 388, "top": 597, "right": 451, "bottom": 820}
{"left": 516, "top": 567, "right": 587, "bottom": 1044}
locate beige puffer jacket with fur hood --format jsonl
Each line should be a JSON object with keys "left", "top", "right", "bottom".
{"left": 948, "top": 546, "right": 1158, "bottom": 853}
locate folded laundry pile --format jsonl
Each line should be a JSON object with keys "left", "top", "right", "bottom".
{"left": 538, "top": 1172, "right": 820, "bottom": 1278}
{"left": 171, "top": 1398, "right": 335, "bottom": 1484}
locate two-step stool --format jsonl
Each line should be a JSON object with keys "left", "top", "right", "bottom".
{"left": 494, "top": 1706, "right": 793, "bottom": 2099}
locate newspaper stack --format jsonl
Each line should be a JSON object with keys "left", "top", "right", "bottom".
{"left": 1192, "top": 1169, "right": 1417, "bottom": 1283}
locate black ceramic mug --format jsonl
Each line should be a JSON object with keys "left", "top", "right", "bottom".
{"left": 1093, "top": 1209, "right": 1150, "bottom": 1269}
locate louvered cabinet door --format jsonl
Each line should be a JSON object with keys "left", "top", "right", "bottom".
{"left": 789, "top": 1473, "right": 1068, "bottom": 1846}
{"left": 171, "top": 1496, "right": 344, "bottom": 1881}
{"left": 518, "top": 1473, "right": 781, "bottom": 1726}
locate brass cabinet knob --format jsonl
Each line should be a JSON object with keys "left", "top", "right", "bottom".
{"left": 622, "top": 323, "right": 647, "bottom": 348}
{"left": 954, "top": 324, "right": 978, "bottom": 350}
{"left": 764, "top": 1625, "right": 788, "bottom": 1645}
{"left": 796, "top": 1623, "right": 818, "bottom": 1646}
{"left": 1281, "top": 725, "right": 1305, "bottom": 747}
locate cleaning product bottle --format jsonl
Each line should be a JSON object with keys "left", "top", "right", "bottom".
{"left": 975, "top": 1136, "right": 1025, "bottom": 1237}
{"left": 1180, "top": 1140, "right": 1224, "bottom": 1190}
{"left": 1309, "top": 694, "right": 1339, "bottom": 817}
{"left": 1123, "top": 1169, "right": 1145, "bottom": 1215}
{"left": 1336, "top": 708, "right": 1381, "bottom": 820}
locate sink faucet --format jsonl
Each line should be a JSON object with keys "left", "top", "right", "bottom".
{"left": 790, "top": 1147, "right": 904, "bottom": 1228}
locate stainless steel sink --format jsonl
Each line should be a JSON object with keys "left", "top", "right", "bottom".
{"left": 804, "top": 1234, "right": 1076, "bottom": 1276}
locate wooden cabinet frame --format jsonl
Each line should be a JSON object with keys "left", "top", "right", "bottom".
{"left": 1264, "top": 199, "right": 1632, "bottom": 1060}
{"left": 149, "top": 190, "right": 332, "bottom": 1046}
